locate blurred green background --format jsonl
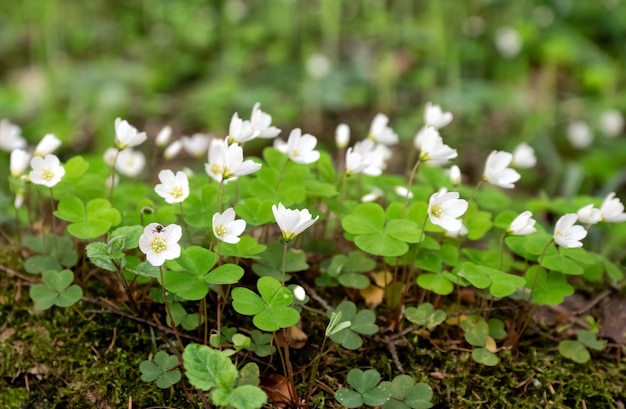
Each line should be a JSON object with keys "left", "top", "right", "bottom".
{"left": 2, "top": 0, "right": 625, "bottom": 195}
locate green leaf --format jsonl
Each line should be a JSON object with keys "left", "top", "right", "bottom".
{"left": 458, "top": 262, "right": 491, "bottom": 289}
{"left": 24, "top": 254, "right": 61, "bottom": 274}
{"left": 140, "top": 351, "right": 182, "bottom": 389}
{"left": 235, "top": 198, "right": 274, "bottom": 226}
{"left": 252, "top": 242, "right": 309, "bottom": 280}
{"left": 471, "top": 348, "right": 500, "bottom": 366}
{"left": 205, "top": 264, "right": 244, "bottom": 285}
{"left": 355, "top": 232, "right": 408, "bottom": 257}
{"left": 404, "top": 303, "right": 446, "bottom": 329}
{"left": 416, "top": 250, "right": 442, "bottom": 274}
{"left": 212, "top": 384, "right": 267, "bottom": 409}
{"left": 385, "top": 219, "right": 422, "bottom": 243}
{"left": 577, "top": 330, "right": 606, "bottom": 351}
{"left": 461, "top": 315, "right": 489, "bottom": 347}
{"left": 381, "top": 375, "right": 433, "bottom": 409}
{"left": 183, "top": 185, "right": 218, "bottom": 227}
{"left": 416, "top": 273, "right": 453, "bottom": 295}
{"left": 525, "top": 266, "right": 574, "bottom": 305}
{"left": 231, "top": 288, "right": 266, "bottom": 315}
{"left": 220, "top": 236, "right": 267, "bottom": 259}
{"left": 475, "top": 186, "right": 511, "bottom": 210}
{"left": 342, "top": 203, "right": 385, "bottom": 234}
{"left": 182, "top": 344, "right": 238, "bottom": 391}
{"left": 329, "top": 301, "right": 379, "bottom": 350}
{"left": 29, "top": 269, "right": 82, "bottom": 310}
{"left": 558, "top": 340, "right": 590, "bottom": 363}
{"left": 54, "top": 196, "right": 121, "bottom": 239}
{"left": 335, "top": 388, "right": 363, "bottom": 408}
{"left": 488, "top": 318, "right": 507, "bottom": 340}
{"left": 109, "top": 225, "right": 143, "bottom": 250}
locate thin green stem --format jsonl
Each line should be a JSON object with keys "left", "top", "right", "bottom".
{"left": 403, "top": 158, "right": 421, "bottom": 215}
{"left": 108, "top": 149, "right": 121, "bottom": 202}
{"left": 48, "top": 187, "right": 59, "bottom": 259}
{"left": 281, "top": 240, "right": 289, "bottom": 285}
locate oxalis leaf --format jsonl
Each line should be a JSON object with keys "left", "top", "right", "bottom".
{"left": 328, "top": 301, "right": 379, "bottom": 350}
{"left": 380, "top": 374, "right": 434, "bottom": 409}
{"left": 139, "top": 351, "right": 181, "bottom": 389}
{"left": 404, "top": 303, "right": 446, "bottom": 329}
{"left": 29, "top": 269, "right": 83, "bottom": 310}
{"left": 54, "top": 196, "right": 121, "bottom": 239}
{"left": 335, "top": 369, "right": 391, "bottom": 408}
{"left": 231, "top": 277, "right": 300, "bottom": 332}
{"left": 525, "top": 266, "right": 574, "bottom": 305}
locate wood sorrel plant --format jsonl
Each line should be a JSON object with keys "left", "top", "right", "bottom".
{"left": 2, "top": 101, "right": 625, "bottom": 408}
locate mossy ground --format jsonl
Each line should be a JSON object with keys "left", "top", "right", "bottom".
{"left": 1, "top": 244, "right": 625, "bottom": 409}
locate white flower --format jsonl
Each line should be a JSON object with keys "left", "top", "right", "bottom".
{"left": 417, "top": 127, "right": 457, "bottom": 165}
{"left": 448, "top": 165, "right": 462, "bottom": 186}
{"left": 103, "top": 147, "right": 119, "bottom": 167}
{"left": 181, "top": 133, "right": 211, "bottom": 157}
{"left": 567, "top": 121, "right": 593, "bottom": 149}
{"left": 345, "top": 147, "right": 370, "bottom": 176}
{"left": 424, "top": 102, "right": 453, "bottom": 129}
{"left": 155, "top": 169, "right": 190, "bottom": 204}
{"left": 139, "top": 223, "right": 182, "bottom": 266}
{"left": 361, "top": 188, "right": 383, "bottom": 203}
{"left": 272, "top": 203, "right": 319, "bottom": 241}
{"left": 599, "top": 109, "right": 623, "bottom": 138}
{"left": 511, "top": 142, "right": 536, "bottom": 168}
{"left": 10, "top": 149, "right": 31, "bottom": 177}
{"left": 155, "top": 125, "right": 172, "bottom": 147}
{"left": 14, "top": 189, "right": 25, "bottom": 209}
{"left": 0, "top": 119, "right": 26, "bottom": 152}
{"left": 273, "top": 138, "right": 288, "bottom": 153}
{"left": 34, "top": 134, "right": 61, "bottom": 157}
{"left": 554, "top": 214, "right": 587, "bottom": 248}
{"left": 494, "top": 26, "right": 522, "bottom": 58}
{"left": 164, "top": 140, "right": 183, "bottom": 159}
{"left": 600, "top": 192, "right": 626, "bottom": 222}
{"left": 445, "top": 224, "right": 468, "bottom": 238}
{"left": 394, "top": 186, "right": 414, "bottom": 199}
{"left": 205, "top": 138, "right": 261, "bottom": 183}
{"left": 228, "top": 112, "right": 259, "bottom": 144}
{"left": 483, "top": 150, "right": 521, "bottom": 189}
{"left": 508, "top": 211, "right": 537, "bottom": 235}
{"left": 250, "top": 103, "right": 281, "bottom": 139}
{"left": 428, "top": 190, "right": 468, "bottom": 232}
{"left": 306, "top": 53, "right": 331, "bottom": 79}
{"left": 286, "top": 128, "right": 320, "bottom": 164}
{"left": 352, "top": 139, "right": 390, "bottom": 176}
{"left": 29, "top": 154, "right": 65, "bottom": 187}
{"left": 368, "top": 113, "right": 398, "bottom": 145}
{"left": 577, "top": 204, "right": 602, "bottom": 225}
{"left": 212, "top": 207, "right": 246, "bottom": 244}
{"left": 116, "top": 148, "right": 145, "bottom": 177}
{"left": 335, "top": 123, "right": 350, "bottom": 149}
{"left": 292, "top": 285, "right": 306, "bottom": 301}
{"left": 115, "top": 118, "right": 147, "bottom": 150}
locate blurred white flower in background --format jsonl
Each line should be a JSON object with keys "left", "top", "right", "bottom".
{"left": 567, "top": 121, "right": 593, "bottom": 149}
{"left": 417, "top": 127, "right": 457, "bottom": 165}
{"left": 335, "top": 123, "right": 350, "bottom": 149}
{"left": 34, "top": 134, "right": 61, "bottom": 157}
{"left": 368, "top": 113, "right": 398, "bottom": 146}
{"left": 352, "top": 139, "right": 390, "bottom": 176}
{"left": 155, "top": 125, "right": 172, "bottom": 147}
{"left": 483, "top": 150, "right": 521, "bottom": 189}
{"left": 448, "top": 165, "right": 462, "bottom": 186}
{"left": 494, "top": 26, "right": 522, "bottom": 58}
{"left": 394, "top": 186, "right": 414, "bottom": 199}
{"left": 508, "top": 211, "right": 537, "bottom": 236}
{"left": 250, "top": 103, "right": 281, "bottom": 139}
{"left": 600, "top": 192, "right": 626, "bottom": 222}
{"left": 345, "top": 148, "right": 371, "bottom": 176}
{"left": 424, "top": 102, "right": 453, "bottom": 129}
{"left": 116, "top": 148, "right": 146, "bottom": 177}
{"left": 164, "top": 140, "right": 183, "bottom": 159}
{"left": 599, "top": 109, "right": 623, "bottom": 138}
{"left": 228, "top": 112, "right": 259, "bottom": 144}
{"left": 361, "top": 188, "right": 383, "bottom": 203}
{"left": 286, "top": 128, "right": 320, "bottom": 164}
{"left": 0, "top": 119, "right": 26, "bottom": 152}
{"left": 511, "top": 142, "right": 537, "bottom": 168}
{"left": 306, "top": 53, "right": 331, "bottom": 79}
{"left": 577, "top": 204, "right": 601, "bottom": 225}
{"left": 182, "top": 133, "right": 212, "bottom": 157}
{"left": 10, "top": 149, "right": 31, "bottom": 178}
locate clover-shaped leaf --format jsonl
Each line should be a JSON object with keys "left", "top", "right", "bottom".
{"left": 246, "top": 330, "right": 275, "bottom": 357}
{"left": 232, "top": 277, "right": 300, "bottom": 332}
{"left": 460, "top": 314, "right": 489, "bottom": 347}
{"left": 380, "top": 374, "right": 434, "bottom": 409}
{"left": 252, "top": 242, "right": 309, "bottom": 281}
{"left": 320, "top": 251, "right": 376, "bottom": 289}
{"left": 335, "top": 368, "right": 390, "bottom": 408}
{"left": 404, "top": 303, "right": 446, "bottom": 329}
{"left": 29, "top": 269, "right": 83, "bottom": 310}
{"left": 558, "top": 340, "right": 590, "bottom": 363}
{"left": 54, "top": 196, "right": 121, "bottom": 239}
{"left": 471, "top": 347, "right": 500, "bottom": 366}
{"left": 416, "top": 273, "right": 454, "bottom": 295}
{"left": 139, "top": 351, "right": 182, "bottom": 389}
{"left": 163, "top": 246, "right": 220, "bottom": 300}
{"left": 328, "top": 301, "right": 379, "bottom": 350}
{"left": 525, "top": 266, "right": 574, "bottom": 305}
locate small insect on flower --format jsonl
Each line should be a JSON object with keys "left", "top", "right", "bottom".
{"left": 139, "top": 223, "right": 182, "bottom": 266}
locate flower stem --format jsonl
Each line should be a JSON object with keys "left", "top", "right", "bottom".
{"left": 48, "top": 187, "right": 59, "bottom": 259}
{"left": 108, "top": 149, "right": 120, "bottom": 202}
{"left": 403, "top": 158, "right": 421, "bottom": 215}
{"left": 281, "top": 240, "right": 289, "bottom": 285}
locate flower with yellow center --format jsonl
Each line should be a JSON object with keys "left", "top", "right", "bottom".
{"left": 29, "top": 154, "right": 65, "bottom": 188}
{"left": 272, "top": 203, "right": 319, "bottom": 241}
{"left": 427, "top": 188, "right": 468, "bottom": 233}
{"left": 205, "top": 138, "right": 261, "bottom": 183}
{"left": 139, "top": 223, "right": 182, "bottom": 266}
{"left": 155, "top": 169, "right": 189, "bottom": 204}
{"left": 212, "top": 208, "right": 246, "bottom": 244}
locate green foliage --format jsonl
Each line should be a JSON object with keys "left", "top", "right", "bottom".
{"left": 54, "top": 196, "right": 121, "bottom": 239}
{"left": 252, "top": 242, "right": 309, "bottom": 281}
{"left": 139, "top": 351, "right": 182, "bottom": 389}
{"left": 328, "top": 301, "right": 379, "bottom": 350}
{"left": 22, "top": 234, "right": 78, "bottom": 274}
{"left": 29, "top": 269, "right": 82, "bottom": 310}
{"left": 318, "top": 251, "right": 376, "bottom": 289}
{"left": 231, "top": 276, "right": 300, "bottom": 332}
{"left": 335, "top": 368, "right": 391, "bottom": 408}
{"left": 404, "top": 303, "right": 447, "bottom": 329}
{"left": 380, "top": 375, "right": 434, "bottom": 409}
{"left": 182, "top": 344, "right": 267, "bottom": 409}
